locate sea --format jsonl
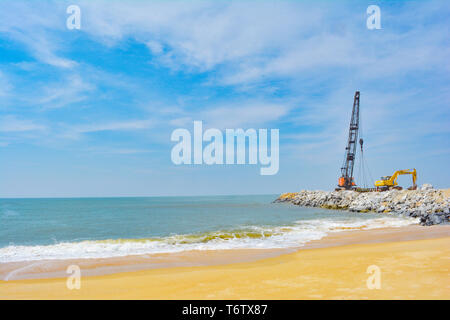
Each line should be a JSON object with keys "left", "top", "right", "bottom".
{"left": 0, "top": 195, "right": 418, "bottom": 263}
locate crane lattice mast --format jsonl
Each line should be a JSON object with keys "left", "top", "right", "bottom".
{"left": 338, "top": 91, "right": 360, "bottom": 190}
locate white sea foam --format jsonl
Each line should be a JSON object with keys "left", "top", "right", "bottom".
{"left": 0, "top": 216, "right": 418, "bottom": 263}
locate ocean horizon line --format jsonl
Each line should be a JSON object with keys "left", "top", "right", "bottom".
{"left": 0, "top": 193, "right": 280, "bottom": 200}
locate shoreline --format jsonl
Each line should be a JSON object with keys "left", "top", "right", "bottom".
{"left": 0, "top": 206, "right": 418, "bottom": 278}
{"left": 2, "top": 223, "right": 442, "bottom": 281}
{"left": 1, "top": 224, "right": 448, "bottom": 281}
{"left": 1, "top": 225, "right": 449, "bottom": 299}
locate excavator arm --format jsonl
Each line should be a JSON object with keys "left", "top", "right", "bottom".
{"left": 374, "top": 169, "right": 417, "bottom": 189}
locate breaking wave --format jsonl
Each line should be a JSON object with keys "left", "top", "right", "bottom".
{"left": 0, "top": 216, "right": 418, "bottom": 263}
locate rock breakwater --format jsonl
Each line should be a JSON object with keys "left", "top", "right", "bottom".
{"left": 275, "top": 184, "right": 450, "bottom": 226}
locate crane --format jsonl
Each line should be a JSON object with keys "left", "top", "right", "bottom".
{"left": 374, "top": 169, "right": 417, "bottom": 191}
{"left": 337, "top": 91, "right": 361, "bottom": 190}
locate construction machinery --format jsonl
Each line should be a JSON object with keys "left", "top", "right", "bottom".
{"left": 335, "top": 91, "right": 417, "bottom": 192}
{"left": 337, "top": 91, "right": 361, "bottom": 190}
{"left": 374, "top": 169, "right": 417, "bottom": 191}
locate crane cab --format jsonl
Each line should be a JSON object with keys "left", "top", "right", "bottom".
{"left": 338, "top": 176, "right": 355, "bottom": 189}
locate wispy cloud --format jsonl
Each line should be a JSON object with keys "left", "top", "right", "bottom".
{"left": 69, "top": 0, "right": 449, "bottom": 87}
{"left": 56, "top": 119, "right": 155, "bottom": 141}
{"left": 37, "top": 74, "right": 95, "bottom": 109}
{"left": 168, "top": 100, "right": 290, "bottom": 129}
{"left": 0, "top": 1, "right": 76, "bottom": 68}
{"left": 202, "top": 102, "right": 290, "bottom": 129}
{"left": 85, "top": 146, "right": 152, "bottom": 155}
{"left": 75, "top": 119, "right": 154, "bottom": 133}
{"left": 0, "top": 71, "right": 13, "bottom": 98}
{"left": 0, "top": 115, "right": 46, "bottom": 132}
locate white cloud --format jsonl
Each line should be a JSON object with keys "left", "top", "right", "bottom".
{"left": 58, "top": 119, "right": 155, "bottom": 141}
{"left": 71, "top": 0, "right": 449, "bottom": 86}
{"left": 2, "top": 1, "right": 448, "bottom": 84}
{"left": 84, "top": 1, "right": 323, "bottom": 71}
{"left": 76, "top": 119, "right": 154, "bottom": 133}
{"left": 168, "top": 100, "right": 290, "bottom": 130}
{"left": 202, "top": 102, "right": 289, "bottom": 129}
{"left": 38, "top": 74, "right": 95, "bottom": 109}
{"left": 85, "top": 147, "right": 152, "bottom": 155}
{"left": 0, "top": 1, "right": 76, "bottom": 68}
{"left": 0, "top": 115, "right": 46, "bottom": 132}
{"left": 0, "top": 71, "right": 13, "bottom": 97}
{"left": 50, "top": 118, "right": 155, "bottom": 142}
{"left": 146, "top": 41, "right": 164, "bottom": 55}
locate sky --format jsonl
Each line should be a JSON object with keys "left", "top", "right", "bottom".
{"left": 0, "top": 0, "right": 449, "bottom": 198}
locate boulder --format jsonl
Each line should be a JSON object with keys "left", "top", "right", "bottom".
{"left": 421, "top": 183, "right": 433, "bottom": 191}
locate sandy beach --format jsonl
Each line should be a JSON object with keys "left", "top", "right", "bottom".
{"left": 1, "top": 225, "right": 449, "bottom": 300}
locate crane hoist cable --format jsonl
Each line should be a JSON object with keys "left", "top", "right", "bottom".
{"left": 355, "top": 103, "right": 374, "bottom": 189}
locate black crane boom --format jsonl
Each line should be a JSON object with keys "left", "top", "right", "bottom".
{"left": 338, "top": 91, "right": 360, "bottom": 190}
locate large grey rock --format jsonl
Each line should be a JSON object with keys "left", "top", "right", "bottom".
{"left": 420, "top": 213, "right": 443, "bottom": 225}
{"left": 421, "top": 183, "right": 433, "bottom": 191}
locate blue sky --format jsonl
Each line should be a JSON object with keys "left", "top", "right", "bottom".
{"left": 0, "top": 0, "right": 449, "bottom": 197}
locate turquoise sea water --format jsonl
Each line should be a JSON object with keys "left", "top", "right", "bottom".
{"left": 0, "top": 195, "right": 417, "bottom": 262}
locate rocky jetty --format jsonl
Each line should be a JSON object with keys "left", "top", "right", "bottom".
{"left": 275, "top": 184, "right": 450, "bottom": 226}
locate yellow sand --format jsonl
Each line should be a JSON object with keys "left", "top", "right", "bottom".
{"left": 1, "top": 237, "right": 449, "bottom": 300}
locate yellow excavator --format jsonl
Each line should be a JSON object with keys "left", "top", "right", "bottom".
{"left": 374, "top": 168, "right": 417, "bottom": 191}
